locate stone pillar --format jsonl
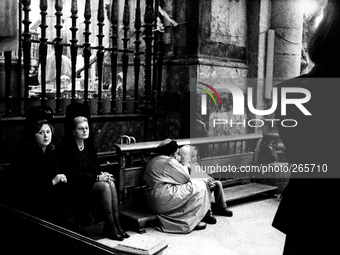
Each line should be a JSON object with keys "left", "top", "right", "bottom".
{"left": 246, "top": 0, "right": 271, "bottom": 133}
{"left": 271, "top": 0, "right": 304, "bottom": 79}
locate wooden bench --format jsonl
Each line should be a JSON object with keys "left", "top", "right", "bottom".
{"left": 114, "top": 133, "right": 278, "bottom": 233}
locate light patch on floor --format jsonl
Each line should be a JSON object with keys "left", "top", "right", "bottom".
{"left": 93, "top": 197, "right": 285, "bottom": 255}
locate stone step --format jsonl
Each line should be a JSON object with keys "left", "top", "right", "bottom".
{"left": 224, "top": 183, "right": 278, "bottom": 202}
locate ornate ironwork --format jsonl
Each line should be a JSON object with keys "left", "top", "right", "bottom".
{"left": 96, "top": 0, "right": 105, "bottom": 114}
{"left": 142, "top": 0, "right": 154, "bottom": 111}
{"left": 22, "top": 0, "right": 32, "bottom": 112}
{"left": 70, "top": 0, "right": 78, "bottom": 104}
{"left": 133, "top": 0, "right": 142, "bottom": 113}
{"left": 154, "top": 0, "right": 164, "bottom": 109}
{"left": 121, "top": 0, "right": 130, "bottom": 114}
{"left": 54, "top": 0, "right": 63, "bottom": 114}
{"left": 4, "top": 51, "right": 12, "bottom": 116}
{"left": 39, "top": 0, "right": 48, "bottom": 108}
{"left": 83, "top": 0, "right": 91, "bottom": 106}
{"left": 110, "top": 0, "right": 118, "bottom": 113}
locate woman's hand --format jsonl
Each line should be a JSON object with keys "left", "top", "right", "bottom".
{"left": 208, "top": 179, "right": 216, "bottom": 191}
{"left": 98, "top": 172, "right": 115, "bottom": 182}
{"left": 173, "top": 154, "right": 181, "bottom": 162}
{"left": 52, "top": 174, "right": 67, "bottom": 185}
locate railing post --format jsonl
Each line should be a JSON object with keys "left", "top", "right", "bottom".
{"left": 133, "top": 0, "right": 142, "bottom": 113}
{"left": 97, "top": 0, "right": 105, "bottom": 115}
{"left": 70, "top": 0, "right": 78, "bottom": 104}
{"left": 54, "top": 0, "right": 63, "bottom": 114}
{"left": 17, "top": 0, "right": 23, "bottom": 116}
{"left": 22, "top": 0, "right": 32, "bottom": 113}
{"left": 141, "top": 0, "right": 154, "bottom": 111}
{"left": 83, "top": 0, "right": 91, "bottom": 107}
{"left": 152, "top": 0, "right": 159, "bottom": 106}
{"left": 110, "top": 0, "right": 118, "bottom": 114}
{"left": 155, "top": 0, "right": 164, "bottom": 109}
{"left": 121, "top": 0, "right": 130, "bottom": 114}
{"left": 39, "top": 0, "right": 48, "bottom": 108}
{"left": 4, "top": 51, "right": 12, "bottom": 116}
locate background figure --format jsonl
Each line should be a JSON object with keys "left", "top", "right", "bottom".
{"left": 258, "top": 140, "right": 279, "bottom": 164}
{"left": 59, "top": 104, "right": 129, "bottom": 241}
{"left": 143, "top": 139, "right": 212, "bottom": 233}
{"left": 116, "top": 72, "right": 123, "bottom": 97}
{"left": 272, "top": 1, "right": 340, "bottom": 254}
{"left": 38, "top": 49, "right": 72, "bottom": 90}
{"left": 76, "top": 52, "right": 97, "bottom": 90}
{"left": 178, "top": 145, "right": 233, "bottom": 217}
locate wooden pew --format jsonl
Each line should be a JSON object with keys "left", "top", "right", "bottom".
{"left": 114, "top": 133, "right": 267, "bottom": 233}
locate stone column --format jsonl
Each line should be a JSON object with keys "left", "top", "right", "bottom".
{"left": 271, "top": 0, "right": 304, "bottom": 79}
{"left": 246, "top": 0, "right": 271, "bottom": 133}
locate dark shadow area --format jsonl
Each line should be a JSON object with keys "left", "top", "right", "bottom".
{"left": 0, "top": 204, "right": 116, "bottom": 255}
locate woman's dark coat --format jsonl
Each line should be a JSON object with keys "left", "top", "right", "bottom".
{"left": 272, "top": 67, "right": 340, "bottom": 252}
{"left": 59, "top": 136, "right": 100, "bottom": 211}
{"left": 11, "top": 142, "right": 69, "bottom": 224}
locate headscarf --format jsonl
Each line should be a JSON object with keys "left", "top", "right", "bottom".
{"left": 178, "top": 145, "right": 194, "bottom": 164}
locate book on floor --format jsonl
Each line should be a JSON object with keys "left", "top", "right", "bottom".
{"left": 114, "top": 234, "right": 168, "bottom": 255}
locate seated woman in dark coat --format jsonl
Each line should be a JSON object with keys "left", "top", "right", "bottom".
{"left": 11, "top": 118, "right": 80, "bottom": 231}
{"left": 59, "top": 116, "right": 129, "bottom": 241}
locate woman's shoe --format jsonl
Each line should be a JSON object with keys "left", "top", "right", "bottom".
{"left": 117, "top": 223, "right": 130, "bottom": 238}
{"left": 194, "top": 222, "right": 207, "bottom": 230}
{"left": 214, "top": 208, "right": 233, "bottom": 217}
{"left": 103, "top": 225, "right": 124, "bottom": 241}
{"left": 202, "top": 210, "right": 217, "bottom": 224}
{"left": 106, "top": 233, "right": 124, "bottom": 241}
{"left": 119, "top": 231, "right": 130, "bottom": 239}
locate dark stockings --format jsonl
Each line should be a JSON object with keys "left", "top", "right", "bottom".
{"left": 91, "top": 181, "right": 123, "bottom": 235}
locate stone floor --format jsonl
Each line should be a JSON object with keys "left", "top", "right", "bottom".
{"left": 88, "top": 195, "right": 286, "bottom": 255}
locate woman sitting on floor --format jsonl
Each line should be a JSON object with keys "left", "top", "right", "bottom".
{"left": 143, "top": 138, "right": 215, "bottom": 233}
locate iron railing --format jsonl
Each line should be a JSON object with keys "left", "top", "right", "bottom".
{"left": 1, "top": 0, "right": 167, "bottom": 117}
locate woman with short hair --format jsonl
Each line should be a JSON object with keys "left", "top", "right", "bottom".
{"left": 60, "top": 116, "right": 129, "bottom": 241}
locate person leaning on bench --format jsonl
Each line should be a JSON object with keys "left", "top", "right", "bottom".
{"left": 143, "top": 138, "right": 216, "bottom": 233}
